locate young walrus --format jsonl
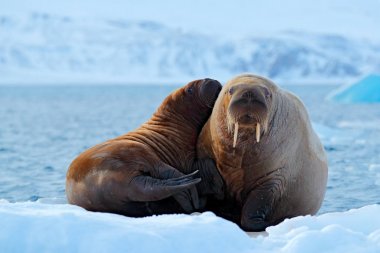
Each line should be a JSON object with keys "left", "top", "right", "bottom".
{"left": 66, "top": 79, "right": 223, "bottom": 216}
{"left": 197, "top": 74, "right": 328, "bottom": 231}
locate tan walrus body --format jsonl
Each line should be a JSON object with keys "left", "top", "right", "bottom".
{"left": 66, "top": 79, "right": 223, "bottom": 216}
{"left": 197, "top": 74, "right": 328, "bottom": 231}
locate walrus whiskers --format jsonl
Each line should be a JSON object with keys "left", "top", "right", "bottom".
{"left": 233, "top": 122, "right": 239, "bottom": 148}
{"left": 256, "top": 123, "right": 260, "bottom": 143}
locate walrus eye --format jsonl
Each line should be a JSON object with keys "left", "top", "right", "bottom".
{"left": 186, "top": 87, "right": 193, "bottom": 94}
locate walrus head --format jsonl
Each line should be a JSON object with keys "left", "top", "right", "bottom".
{"left": 190, "top": 78, "right": 222, "bottom": 109}
{"left": 163, "top": 78, "right": 222, "bottom": 127}
{"left": 219, "top": 74, "right": 277, "bottom": 148}
{"left": 178, "top": 78, "right": 222, "bottom": 107}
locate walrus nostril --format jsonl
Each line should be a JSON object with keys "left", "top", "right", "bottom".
{"left": 242, "top": 90, "right": 261, "bottom": 101}
{"left": 239, "top": 88, "right": 267, "bottom": 106}
{"left": 242, "top": 91, "right": 254, "bottom": 99}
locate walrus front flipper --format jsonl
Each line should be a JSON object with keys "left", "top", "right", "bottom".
{"left": 240, "top": 177, "right": 284, "bottom": 231}
{"left": 193, "top": 158, "right": 225, "bottom": 199}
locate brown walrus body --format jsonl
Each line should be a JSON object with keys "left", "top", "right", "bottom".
{"left": 66, "top": 79, "right": 223, "bottom": 216}
{"left": 197, "top": 74, "right": 328, "bottom": 231}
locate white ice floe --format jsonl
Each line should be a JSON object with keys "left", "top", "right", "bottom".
{"left": 327, "top": 74, "right": 380, "bottom": 103}
{"left": 0, "top": 201, "right": 379, "bottom": 253}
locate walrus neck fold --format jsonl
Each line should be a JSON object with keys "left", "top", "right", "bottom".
{"left": 135, "top": 112, "right": 201, "bottom": 170}
{"left": 158, "top": 100, "right": 210, "bottom": 130}
{"left": 265, "top": 93, "right": 284, "bottom": 139}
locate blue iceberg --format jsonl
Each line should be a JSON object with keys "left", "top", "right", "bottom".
{"left": 327, "top": 74, "right": 380, "bottom": 103}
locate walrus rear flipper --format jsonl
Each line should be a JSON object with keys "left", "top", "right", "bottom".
{"left": 152, "top": 163, "right": 201, "bottom": 212}
{"left": 129, "top": 170, "right": 201, "bottom": 212}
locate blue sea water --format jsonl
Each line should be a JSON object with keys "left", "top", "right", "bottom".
{"left": 0, "top": 84, "right": 379, "bottom": 214}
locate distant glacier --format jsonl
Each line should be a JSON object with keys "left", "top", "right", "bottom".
{"left": 1, "top": 12, "right": 380, "bottom": 84}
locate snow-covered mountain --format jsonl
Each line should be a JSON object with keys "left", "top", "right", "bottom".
{"left": 1, "top": 12, "right": 380, "bottom": 84}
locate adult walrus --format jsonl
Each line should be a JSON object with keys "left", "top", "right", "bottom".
{"left": 197, "top": 74, "right": 328, "bottom": 231}
{"left": 66, "top": 78, "right": 223, "bottom": 216}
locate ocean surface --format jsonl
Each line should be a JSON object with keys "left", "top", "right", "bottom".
{"left": 0, "top": 84, "right": 379, "bottom": 213}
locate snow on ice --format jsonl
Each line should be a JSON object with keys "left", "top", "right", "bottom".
{"left": 0, "top": 201, "right": 380, "bottom": 253}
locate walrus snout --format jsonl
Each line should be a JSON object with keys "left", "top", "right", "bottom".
{"left": 200, "top": 78, "right": 222, "bottom": 107}
{"left": 233, "top": 86, "right": 267, "bottom": 108}
{"left": 228, "top": 86, "right": 269, "bottom": 126}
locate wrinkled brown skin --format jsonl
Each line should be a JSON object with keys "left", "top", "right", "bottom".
{"left": 66, "top": 79, "right": 224, "bottom": 216}
{"left": 197, "top": 74, "right": 328, "bottom": 231}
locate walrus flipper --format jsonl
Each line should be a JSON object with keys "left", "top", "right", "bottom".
{"left": 193, "top": 158, "right": 225, "bottom": 199}
{"left": 129, "top": 173, "right": 200, "bottom": 201}
{"left": 240, "top": 177, "right": 284, "bottom": 231}
{"left": 129, "top": 166, "right": 201, "bottom": 213}
{"left": 153, "top": 163, "right": 201, "bottom": 212}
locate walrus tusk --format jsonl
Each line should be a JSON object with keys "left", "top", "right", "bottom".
{"left": 233, "top": 122, "right": 239, "bottom": 148}
{"left": 256, "top": 123, "right": 261, "bottom": 143}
